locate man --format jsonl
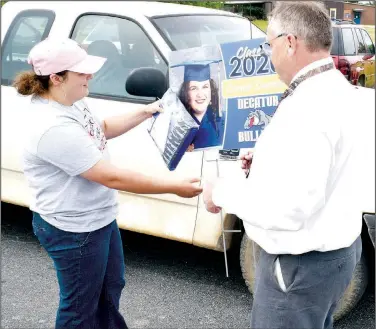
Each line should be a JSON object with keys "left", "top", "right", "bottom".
{"left": 204, "top": 2, "right": 375, "bottom": 329}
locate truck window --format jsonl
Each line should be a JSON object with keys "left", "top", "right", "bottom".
{"left": 354, "top": 28, "right": 367, "bottom": 54}
{"left": 330, "top": 27, "right": 340, "bottom": 56}
{"left": 152, "top": 15, "right": 255, "bottom": 50}
{"left": 360, "top": 29, "right": 375, "bottom": 55}
{"left": 71, "top": 14, "right": 167, "bottom": 102}
{"left": 1, "top": 10, "right": 55, "bottom": 86}
{"left": 342, "top": 28, "right": 356, "bottom": 56}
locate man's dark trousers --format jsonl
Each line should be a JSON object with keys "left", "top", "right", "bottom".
{"left": 250, "top": 236, "right": 362, "bottom": 329}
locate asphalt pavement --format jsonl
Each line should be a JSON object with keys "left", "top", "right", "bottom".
{"left": 1, "top": 202, "right": 375, "bottom": 328}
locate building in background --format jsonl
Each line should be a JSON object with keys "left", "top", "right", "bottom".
{"left": 224, "top": 1, "right": 375, "bottom": 25}
{"left": 326, "top": 1, "right": 375, "bottom": 25}
{"left": 326, "top": 1, "right": 345, "bottom": 20}
{"left": 343, "top": 2, "right": 375, "bottom": 25}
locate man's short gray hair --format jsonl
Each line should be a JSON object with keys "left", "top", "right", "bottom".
{"left": 268, "top": 1, "right": 332, "bottom": 52}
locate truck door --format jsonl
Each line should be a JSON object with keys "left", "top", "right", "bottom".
{"left": 69, "top": 13, "right": 203, "bottom": 241}
{"left": 1, "top": 9, "right": 56, "bottom": 206}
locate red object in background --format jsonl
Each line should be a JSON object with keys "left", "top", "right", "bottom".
{"left": 331, "top": 22, "right": 375, "bottom": 87}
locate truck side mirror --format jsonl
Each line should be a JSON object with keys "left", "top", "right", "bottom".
{"left": 126, "top": 68, "right": 167, "bottom": 99}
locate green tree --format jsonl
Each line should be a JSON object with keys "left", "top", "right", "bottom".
{"left": 163, "top": 1, "right": 224, "bottom": 9}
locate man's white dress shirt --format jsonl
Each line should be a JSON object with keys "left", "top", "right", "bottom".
{"left": 212, "top": 57, "right": 375, "bottom": 254}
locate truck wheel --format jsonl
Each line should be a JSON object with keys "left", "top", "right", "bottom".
{"left": 240, "top": 234, "right": 368, "bottom": 321}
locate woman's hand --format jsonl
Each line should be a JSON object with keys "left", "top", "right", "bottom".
{"left": 173, "top": 178, "right": 202, "bottom": 198}
{"left": 144, "top": 100, "right": 163, "bottom": 117}
{"left": 186, "top": 144, "right": 195, "bottom": 152}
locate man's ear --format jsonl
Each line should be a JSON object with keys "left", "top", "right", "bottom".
{"left": 287, "top": 34, "right": 297, "bottom": 55}
{"left": 50, "top": 74, "right": 64, "bottom": 86}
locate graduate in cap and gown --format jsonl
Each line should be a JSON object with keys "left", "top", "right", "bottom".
{"left": 173, "top": 60, "right": 225, "bottom": 150}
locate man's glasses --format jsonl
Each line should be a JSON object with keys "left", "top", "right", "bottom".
{"left": 260, "top": 33, "right": 295, "bottom": 56}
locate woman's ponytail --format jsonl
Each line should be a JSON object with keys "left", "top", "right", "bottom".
{"left": 13, "top": 71, "right": 50, "bottom": 96}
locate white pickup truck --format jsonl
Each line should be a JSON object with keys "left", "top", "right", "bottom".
{"left": 1, "top": 1, "right": 374, "bottom": 320}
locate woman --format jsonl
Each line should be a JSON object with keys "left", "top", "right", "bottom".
{"left": 177, "top": 62, "right": 224, "bottom": 150}
{"left": 14, "top": 38, "right": 202, "bottom": 329}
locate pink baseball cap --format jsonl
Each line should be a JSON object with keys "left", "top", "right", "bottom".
{"left": 28, "top": 38, "right": 107, "bottom": 76}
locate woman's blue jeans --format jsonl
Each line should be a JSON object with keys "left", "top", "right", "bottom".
{"left": 32, "top": 212, "right": 127, "bottom": 329}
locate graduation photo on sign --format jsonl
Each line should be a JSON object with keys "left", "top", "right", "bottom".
{"left": 169, "top": 45, "right": 226, "bottom": 151}
{"left": 147, "top": 88, "right": 199, "bottom": 171}
{"left": 146, "top": 45, "right": 226, "bottom": 171}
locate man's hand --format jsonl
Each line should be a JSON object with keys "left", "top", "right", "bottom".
{"left": 240, "top": 151, "right": 253, "bottom": 175}
{"left": 203, "top": 181, "right": 222, "bottom": 214}
{"left": 144, "top": 100, "right": 163, "bottom": 117}
{"left": 173, "top": 178, "right": 203, "bottom": 198}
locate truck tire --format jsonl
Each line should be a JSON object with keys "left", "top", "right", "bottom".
{"left": 240, "top": 234, "right": 368, "bottom": 321}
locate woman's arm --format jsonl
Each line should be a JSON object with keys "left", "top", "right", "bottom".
{"left": 102, "top": 100, "right": 162, "bottom": 139}
{"left": 80, "top": 159, "right": 202, "bottom": 198}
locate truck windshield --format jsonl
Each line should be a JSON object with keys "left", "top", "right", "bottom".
{"left": 152, "top": 15, "right": 265, "bottom": 50}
